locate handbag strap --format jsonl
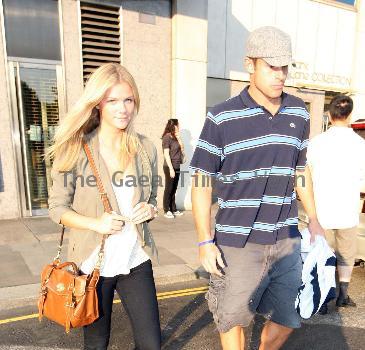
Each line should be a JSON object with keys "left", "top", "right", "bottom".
{"left": 53, "top": 142, "right": 115, "bottom": 269}
{"left": 83, "top": 142, "right": 114, "bottom": 267}
{"left": 83, "top": 142, "right": 112, "bottom": 213}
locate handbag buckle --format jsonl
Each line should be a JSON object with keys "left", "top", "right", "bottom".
{"left": 53, "top": 245, "right": 62, "bottom": 264}
{"left": 95, "top": 251, "right": 104, "bottom": 269}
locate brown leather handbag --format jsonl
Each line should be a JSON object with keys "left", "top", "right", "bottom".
{"left": 38, "top": 143, "right": 114, "bottom": 333}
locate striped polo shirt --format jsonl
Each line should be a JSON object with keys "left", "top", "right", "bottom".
{"left": 190, "top": 87, "right": 310, "bottom": 247}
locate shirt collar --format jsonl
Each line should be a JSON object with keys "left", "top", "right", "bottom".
{"left": 239, "top": 86, "right": 290, "bottom": 110}
{"left": 327, "top": 125, "right": 353, "bottom": 132}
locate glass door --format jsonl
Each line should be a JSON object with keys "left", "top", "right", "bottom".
{"left": 9, "top": 61, "right": 64, "bottom": 216}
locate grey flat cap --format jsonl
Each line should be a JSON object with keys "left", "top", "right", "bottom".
{"left": 246, "top": 26, "right": 293, "bottom": 67}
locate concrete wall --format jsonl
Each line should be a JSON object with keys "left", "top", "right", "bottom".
{"left": 206, "top": 0, "right": 362, "bottom": 136}
{"left": 0, "top": 3, "right": 21, "bottom": 219}
{"left": 60, "top": 0, "right": 83, "bottom": 115}
{"left": 351, "top": 0, "right": 365, "bottom": 121}
{"left": 121, "top": 1, "right": 172, "bottom": 208}
{"left": 172, "top": 0, "right": 208, "bottom": 210}
{"left": 207, "top": 0, "right": 357, "bottom": 93}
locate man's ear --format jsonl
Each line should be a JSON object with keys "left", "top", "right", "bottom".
{"left": 244, "top": 57, "right": 255, "bottom": 74}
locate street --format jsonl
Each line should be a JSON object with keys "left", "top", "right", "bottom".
{"left": 0, "top": 268, "right": 364, "bottom": 350}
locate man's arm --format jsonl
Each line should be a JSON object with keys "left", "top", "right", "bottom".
{"left": 295, "top": 165, "right": 325, "bottom": 242}
{"left": 192, "top": 173, "right": 225, "bottom": 276}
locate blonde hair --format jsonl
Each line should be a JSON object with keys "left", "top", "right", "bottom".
{"left": 47, "top": 63, "right": 141, "bottom": 171}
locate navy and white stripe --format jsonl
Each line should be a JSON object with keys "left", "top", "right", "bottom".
{"left": 295, "top": 230, "right": 336, "bottom": 319}
{"left": 281, "top": 107, "right": 310, "bottom": 121}
{"left": 218, "top": 193, "right": 296, "bottom": 209}
{"left": 216, "top": 166, "right": 295, "bottom": 183}
{"left": 224, "top": 134, "right": 302, "bottom": 154}
{"left": 190, "top": 87, "right": 310, "bottom": 247}
{"left": 196, "top": 139, "right": 223, "bottom": 157}
{"left": 207, "top": 107, "right": 265, "bottom": 125}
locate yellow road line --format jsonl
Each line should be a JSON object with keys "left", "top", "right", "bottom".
{"left": 157, "top": 286, "right": 208, "bottom": 297}
{"left": 157, "top": 289, "right": 207, "bottom": 300}
{"left": 0, "top": 286, "right": 208, "bottom": 325}
{"left": 0, "top": 313, "right": 39, "bottom": 325}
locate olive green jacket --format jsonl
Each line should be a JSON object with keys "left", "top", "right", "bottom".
{"left": 48, "top": 130, "right": 158, "bottom": 266}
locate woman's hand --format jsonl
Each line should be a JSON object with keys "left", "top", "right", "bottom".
{"left": 169, "top": 167, "right": 175, "bottom": 178}
{"left": 92, "top": 212, "right": 126, "bottom": 235}
{"left": 131, "top": 202, "right": 157, "bottom": 224}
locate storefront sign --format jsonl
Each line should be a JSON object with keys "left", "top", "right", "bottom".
{"left": 288, "top": 61, "right": 351, "bottom": 90}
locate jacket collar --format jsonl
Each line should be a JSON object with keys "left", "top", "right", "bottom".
{"left": 84, "top": 129, "right": 149, "bottom": 216}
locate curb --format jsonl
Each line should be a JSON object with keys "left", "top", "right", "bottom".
{"left": 0, "top": 266, "right": 208, "bottom": 313}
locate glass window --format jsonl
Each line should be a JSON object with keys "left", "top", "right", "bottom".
{"left": 3, "top": 0, "right": 61, "bottom": 60}
{"left": 335, "top": 0, "right": 356, "bottom": 5}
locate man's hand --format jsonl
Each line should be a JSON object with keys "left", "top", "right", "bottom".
{"left": 308, "top": 218, "right": 325, "bottom": 243}
{"left": 199, "top": 243, "right": 225, "bottom": 276}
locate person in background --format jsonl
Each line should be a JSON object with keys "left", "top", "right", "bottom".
{"left": 48, "top": 63, "right": 161, "bottom": 350}
{"left": 307, "top": 95, "right": 365, "bottom": 314}
{"left": 162, "top": 118, "right": 185, "bottom": 219}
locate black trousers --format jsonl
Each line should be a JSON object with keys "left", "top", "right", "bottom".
{"left": 83, "top": 260, "right": 161, "bottom": 350}
{"left": 163, "top": 166, "right": 180, "bottom": 213}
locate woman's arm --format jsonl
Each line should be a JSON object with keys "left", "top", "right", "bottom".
{"left": 48, "top": 164, "right": 125, "bottom": 235}
{"left": 162, "top": 134, "right": 175, "bottom": 178}
{"left": 149, "top": 146, "right": 158, "bottom": 208}
{"left": 132, "top": 145, "right": 158, "bottom": 224}
{"left": 61, "top": 210, "right": 126, "bottom": 235}
{"left": 163, "top": 149, "right": 175, "bottom": 178}
{"left": 48, "top": 166, "right": 76, "bottom": 225}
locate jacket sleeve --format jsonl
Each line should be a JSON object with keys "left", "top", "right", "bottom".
{"left": 48, "top": 163, "right": 76, "bottom": 225}
{"left": 148, "top": 145, "right": 158, "bottom": 207}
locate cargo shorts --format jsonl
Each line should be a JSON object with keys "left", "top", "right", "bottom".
{"left": 206, "top": 237, "right": 302, "bottom": 333}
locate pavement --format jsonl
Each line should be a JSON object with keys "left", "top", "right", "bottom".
{"left": 1, "top": 210, "right": 365, "bottom": 349}
{"left": 0, "top": 210, "right": 209, "bottom": 311}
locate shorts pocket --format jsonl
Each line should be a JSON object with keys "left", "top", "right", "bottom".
{"left": 206, "top": 274, "right": 226, "bottom": 323}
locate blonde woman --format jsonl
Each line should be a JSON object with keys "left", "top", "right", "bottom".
{"left": 48, "top": 63, "right": 161, "bottom": 350}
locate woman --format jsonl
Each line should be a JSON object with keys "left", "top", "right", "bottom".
{"left": 47, "top": 63, "right": 161, "bottom": 350}
{"left": 161, "top": 119, "right": 185, "bottom": 219}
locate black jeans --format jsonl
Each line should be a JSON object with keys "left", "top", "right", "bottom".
{"left": 83, "top": 260, "right": 161, "bottom": 350}
{"left": 163, "top": 166, "right": 180, "bottom": 213}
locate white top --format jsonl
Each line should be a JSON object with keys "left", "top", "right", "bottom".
{"left": 307, "top": 126, "right": 365, "bottom": 229}
{"left": 80, "top": 183, "right": 149, "bottom": 277}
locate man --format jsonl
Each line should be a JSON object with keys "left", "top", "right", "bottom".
{"left": 307, "top": 95, "right": 365, "bottom": 314}
{"left": 190, "top": 26, "right": 324, "bottom": 350}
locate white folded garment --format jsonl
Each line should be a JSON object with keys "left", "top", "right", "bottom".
{"left": 295, "top": 229, "right": 337, "bottom": 319}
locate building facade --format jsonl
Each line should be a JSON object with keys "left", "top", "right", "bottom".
{"left": 0, "top": 0, "right": 172, "bottom": 219}
{"left": 0, "top": 0, "right": 364, "bottom": 219}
